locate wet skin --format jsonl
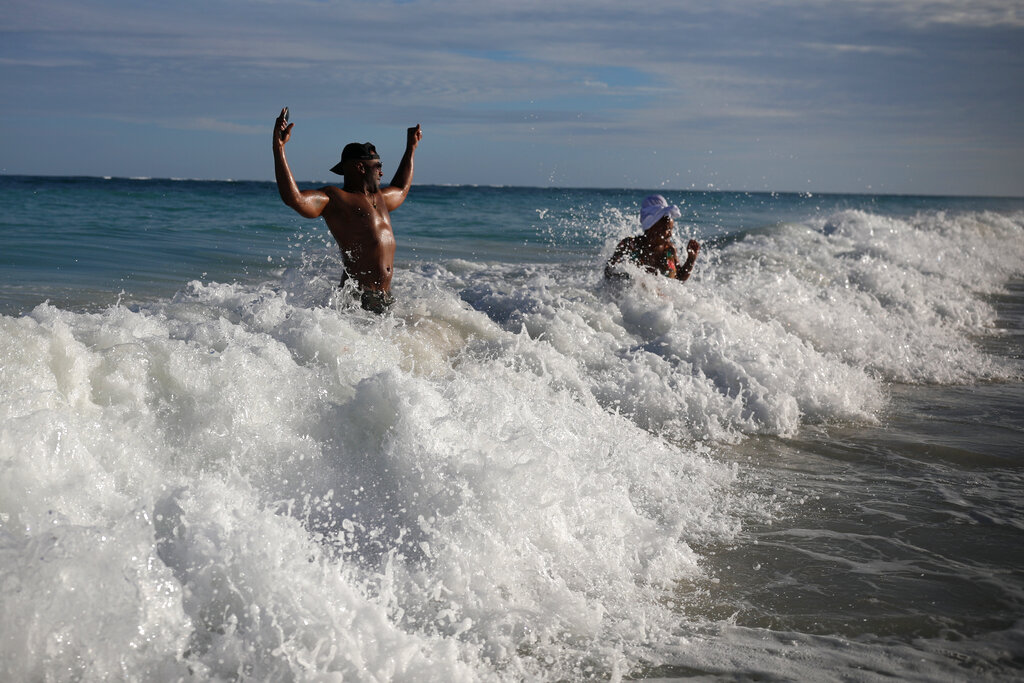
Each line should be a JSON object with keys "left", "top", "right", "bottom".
{"left": 273, "top": 109, "right": 422, "bottom": 293}
{"left": 606, "top": 216, "right": 700, "bottom": 281}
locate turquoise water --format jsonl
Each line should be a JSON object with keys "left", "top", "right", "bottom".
{"left": 5, "top": 175, "right": 1020, "bottom": 313}
{"left": 2, "top": 175, "right": 1023, "bottom": 681}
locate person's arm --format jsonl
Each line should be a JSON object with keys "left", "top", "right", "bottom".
{"left": 383, "top": 124, "right": 422, "bottom": 211}
{"left": 676, "top": 239, "right": 700, "bottom": 281}
{"left": 273, "top": 108, "right": 329, "bottom": 218}
{"left": 605, "top": 238, "right": 631, "bottom": 279}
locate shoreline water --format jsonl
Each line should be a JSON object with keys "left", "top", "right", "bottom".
{"left": 1, "top": 175, "right": 1022, "bottom": 680}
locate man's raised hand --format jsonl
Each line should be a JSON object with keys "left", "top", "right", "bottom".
{"left": 275, "top": 108, "right": 294, "bottom": 145}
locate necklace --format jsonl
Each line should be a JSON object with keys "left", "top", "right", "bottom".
{"left": 367, "top": 192, "right": 377, "bottom": 209}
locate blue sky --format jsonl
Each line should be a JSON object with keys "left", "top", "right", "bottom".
{"left": 2, "top": 0, "right": 1022, "bottom": 195}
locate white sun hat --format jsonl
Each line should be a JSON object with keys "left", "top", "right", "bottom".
{"left": 640, "top": 194, "right": 682, "bottom": 231}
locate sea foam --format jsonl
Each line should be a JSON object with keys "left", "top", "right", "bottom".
{"left": 1, "top": 205, "right": 1021, "bottom": 680}
{"left": 0, "top": 280, "right": 748, "bottom": 680}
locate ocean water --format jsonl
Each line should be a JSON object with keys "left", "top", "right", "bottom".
{"left": 1, "top": 175, "right": 1023, "bottom": 681}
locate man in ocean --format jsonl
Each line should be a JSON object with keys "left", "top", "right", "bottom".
{"left": 605, "top": 194, "right": 700, "bottom": 282}
{"left": 273, "top": 108, "right": 422, "bottom": 313}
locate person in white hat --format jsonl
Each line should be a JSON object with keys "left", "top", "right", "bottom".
{"left": 605, "top": 194, "right": 700, "bottom": 281}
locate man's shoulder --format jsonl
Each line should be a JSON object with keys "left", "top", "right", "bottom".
{"left": 319, "top": 185, "right": 362, "bottom": 208}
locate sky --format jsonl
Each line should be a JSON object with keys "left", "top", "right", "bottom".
{"left": 2, "top": 0, "right": 1023, "bottom": 196}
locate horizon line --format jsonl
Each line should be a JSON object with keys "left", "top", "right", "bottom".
{"left": 1, "top": 173, "right": 1022, "bottom": 201}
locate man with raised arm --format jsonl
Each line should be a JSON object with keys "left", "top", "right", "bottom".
{"left": 273, "top": 108, "right": 422, "bottom": 313}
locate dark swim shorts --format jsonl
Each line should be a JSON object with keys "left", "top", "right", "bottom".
{"left": 359, "top": 288, "right": 395, "bottom": 314}
{"left": 339, "top": 271, "right": 395, "bottom": 314}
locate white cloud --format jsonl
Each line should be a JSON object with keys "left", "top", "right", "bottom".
{"left": 0, "top": 57, "right": 92, "bottom": 68}
{"left": 2, "top": 0, "right": 1021, "bottom": 192}
{"left": 801, "top": 42, "right": 917, "bottom": 57}
{"left": 860, "top": 0, "right": 1024, "bottom": 28}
